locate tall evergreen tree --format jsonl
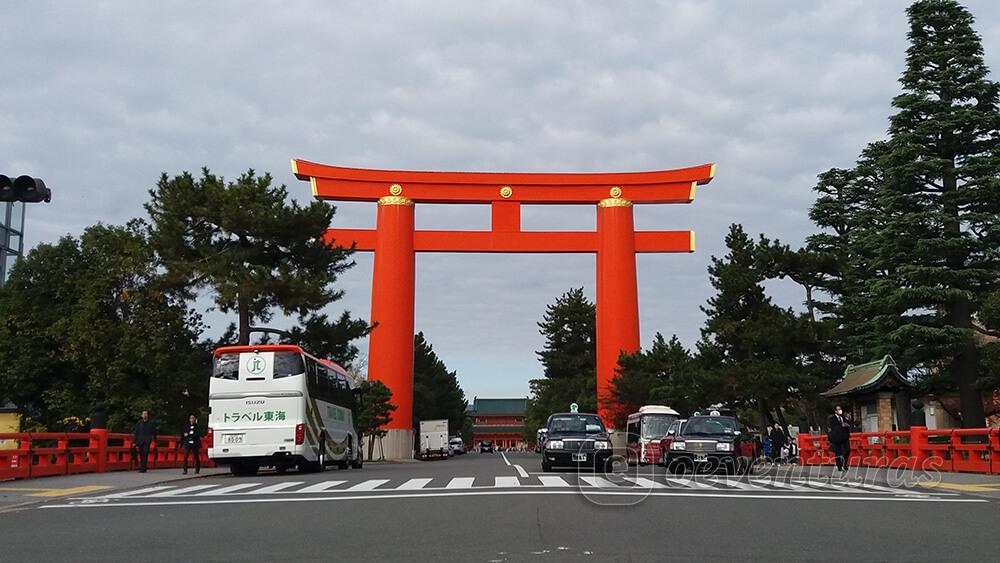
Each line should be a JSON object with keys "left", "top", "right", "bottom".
{"left": 610, "top": 333, "right": 696, "bottom": 426}
{"left": 524, "top": 288, "right": 597, "bottom": 437}
{"left": 285, "top": 312, "right": 372, "bottom": 368}
{"left": 0, "top": 223, "right": 209, "bottom": 432}
{"left": 145, "top": 168, "right": 359, "bottom": 345}
{"left": 412, "top": 332, "right": 468, "bottom": 433}
{"left": 697, "top": 224, "right": 804, "bottom": 426}
{"left": 874, "top": 0, "right": 1000, "bottom": 426}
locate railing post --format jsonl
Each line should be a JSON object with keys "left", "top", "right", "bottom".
{"left": 91, "top": 428, "right": 108, "bottom": 473}
{"left": 910, "top": 426, "right": 927, "bottom": 469}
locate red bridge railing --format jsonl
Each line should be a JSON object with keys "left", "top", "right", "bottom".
{"left": 0, "top": 429, "right": 214, "bottom": 481}
{"left": 798, "top": 426, "right": 1000, "bottom": 474}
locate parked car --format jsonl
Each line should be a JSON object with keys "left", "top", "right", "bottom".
{"left": 479, "top": 440, "right": 495, "bottom": 453}
{"left": 449, "top": 437, "right": 466, "bottom": 455}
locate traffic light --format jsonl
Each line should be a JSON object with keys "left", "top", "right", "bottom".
{"left": 0, "top": 175, "right": 51, "bottom": 203}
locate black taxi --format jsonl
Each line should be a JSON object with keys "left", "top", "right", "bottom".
{"left": 541, "top": 412, "right": 613, "bottom": 472}
{"left": 663, "top": 413, "right": 756, "bottom": 475}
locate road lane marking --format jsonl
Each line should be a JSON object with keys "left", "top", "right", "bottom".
{"left": 579, "top": 476, "right": 617, "bottom": 488}
{"left": 705, "top": 478, "right": 759, "bottom": 491}
{"left": 662, "top": 477, "right": 714, "bottom": 489}
{"left": 495, "top": 476, "right": 520, "bottom": 488}
{"left": 500, "top": 452, "right": 511, "bottom": 466}
{"left": 196, "top": 483, "right": 261, "bottom": 496}
{"left": 446, "top": 478, "right": 475, "bottom": 489}
{"left": 514, "top": 465, "right": 529, "bottom": 478}
{"left": 849, "top": 482, "right": 936, "bottom": 495}
{"left": 538, "top": 476, "right": 570, "bottom": 487}
{"left": 918, "top": 482, "right": 1000, "bottom": 492}
{"left": 44, "top": 489, "right": 987, "bottom": 509}
{"left": 345, "top": 479, "right": 389, "bottom": 491}
{"left": 625, "top": 477, "right": 669, "bottom": 489}
{"left": 241, "top": 482, "right": 304, "bottom": 495}
{"left": 397, "top": 479, "right": 433, "bottom": 490}
{"left": 297, "top": 480, "right": 346, "bottom": 493}
{"left": 106, "top": 486, "right": 177, "bottom": 498}
{"left": 9, "top": 485, "right": 112, "bottom": 497}
{"left": 146, "top": 485, "right": 220, "bottom": 497}
{"left": 750, "top": 479, "right": 802, "bottom": 490}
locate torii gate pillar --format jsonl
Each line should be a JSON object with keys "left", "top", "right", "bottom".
{"left": 292, "top": 160, "right": 714, "bottom": 459}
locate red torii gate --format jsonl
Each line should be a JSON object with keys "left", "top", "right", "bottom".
{"left": 292, "top": 159, "right": 714, "bottom": 458}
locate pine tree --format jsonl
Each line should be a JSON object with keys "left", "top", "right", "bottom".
{"left": 145, "top": 168, "right": 357, "bottom": 345}
{"left": 875, "top": 0, "right": 1000, "bottom": 426}
{"left": 524, "top": 288, "right": 597, "bottom": 437}
{"left": 610, "top": 333, "right": 697, "bottom": 425}
{"left": 412, "top": 332, "right": 467, "bottom": 433}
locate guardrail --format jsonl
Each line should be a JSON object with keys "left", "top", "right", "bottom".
{"left": 798, "top": 426, "right": 1000, "bottom": 474}
{"left": 0, "top": 429, "right": 214, "bottom": 481}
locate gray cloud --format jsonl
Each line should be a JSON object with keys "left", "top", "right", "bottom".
{"left": 3, "top": 0, "right": 999, "bottom": 398}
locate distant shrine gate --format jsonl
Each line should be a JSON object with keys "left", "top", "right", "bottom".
{"left": 292, "top": 159, "right": 715, "bottom": 458}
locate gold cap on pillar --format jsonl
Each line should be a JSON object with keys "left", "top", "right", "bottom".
{"left": 378, "top": 195, "right": 414, "bottom": 206}
{"left": 598, "top": 197, "right": 632, "bottom": 208}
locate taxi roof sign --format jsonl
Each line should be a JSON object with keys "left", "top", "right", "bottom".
{"left": 570, "top": 403, "right": 579, "bottom": 413}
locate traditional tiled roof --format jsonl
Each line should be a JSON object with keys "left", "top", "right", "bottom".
{"left": 469, "top": 398, "right": 528, "bottom": 415}
{"left": 0, "top": 401, "right": 18, "bottom": 414}
{"left": 822, "top": 355, "right": 914, "bottom": 397}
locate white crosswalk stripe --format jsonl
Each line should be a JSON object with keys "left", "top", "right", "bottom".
{"left": 705, "top": 478, "right": 761, "bottom": 490}
{"left": 397, "top": 478, "right": 433, "bottom": 490}
{"left": 107, "top": 486, "right": 176, "bottom": 497}
{"left": 446, "top": 477, "right": 475, "bottom": 489}
{"left": 579, "top": 476, "right": 617, "bottom": 488}
{"left": 245, "top": 482, "right": 305, "bottom": 494}
{"left": 146, "top": 485, "right": 220, "bottom": 497}
{"left": 197, "top": 483, "right": 261, "bottom": 496}
{"left": 494, "top": 476, "right": 520, "bottom": 487}
{"left": 345, "top": 479, "right": 389, "bottom": 491}
{"left": 538, "top": 476, "right": 570, "bottom": 488}
{"left": 296, "top": 480, "right": 346, "bottom": 493}
{"left": 625, "top": 477, "right": 669, "bottom": 489}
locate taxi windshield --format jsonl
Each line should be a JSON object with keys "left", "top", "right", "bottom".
{"left": 548, "top": 415, "right": 605, "bottom": 434}
{"left": 681, "top": 417, "right": 738, "bottom": 436}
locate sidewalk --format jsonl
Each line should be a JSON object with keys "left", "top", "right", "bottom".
{"left": 0, "top": 466, "right": 228, "bottom": 512}
{"left": 768, "top": 463, "right": 1000, "bottom": 500}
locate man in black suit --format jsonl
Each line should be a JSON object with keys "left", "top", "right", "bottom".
{"left": 133, "top": 410, "right": 157, "bottom": 473}
{"left": 827, "top": 405, "right": 852, "bottom": 472}
{"left": 770, "top": 423, "right": 786, "bottom": 463}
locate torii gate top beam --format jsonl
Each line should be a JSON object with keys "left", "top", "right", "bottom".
{"left": 292, "top": 159, "right": 715, "bottom": 204}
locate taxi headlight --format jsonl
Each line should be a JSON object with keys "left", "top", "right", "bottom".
{"left": 593, "top": 441, "right": 610, "bottom": 450}
{"left": 670, "top": 441, "right": 686, "bottom": 451}
{"left": 547, "top": 440, "right": 564, "bottom": 450}
{"left": 716, "top": 442, "right": 733, "bottom": 452}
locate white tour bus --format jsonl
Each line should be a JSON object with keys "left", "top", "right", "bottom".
{"left": 208, "top": 344, "right": 363, "bottom": 475}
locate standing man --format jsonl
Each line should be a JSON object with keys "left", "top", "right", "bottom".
{"left": 827, "top": 405, "right": 852, "bottom": 472}
{"left": 133, "top": 410, "right": 157, "bottom": 473}
{"left": 770, "top": 423, "right": 786, "bottom": 464}
{"left": 182, "top": 414, "right": 202, "bottom": 475}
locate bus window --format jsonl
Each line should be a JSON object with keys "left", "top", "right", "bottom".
{"left": 212, "top": 354, "right": 239, "bottom": 380}
{"left": 273, "top": 352, "right": 305, "bottom": 379}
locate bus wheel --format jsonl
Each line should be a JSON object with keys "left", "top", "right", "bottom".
{"left": 316, "top": 441, "right": 327, "bottom": 472}
{"left": 275, "top": 465, "right": 288, "bottom": 475}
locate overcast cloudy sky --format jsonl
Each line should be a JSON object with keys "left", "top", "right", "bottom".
{"left": 4, "top": 1, "right": 1000, "bottom": 400}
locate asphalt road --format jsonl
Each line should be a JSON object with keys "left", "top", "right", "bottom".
{"left": 3, "top": 451, "right": 996, "bottom": 562}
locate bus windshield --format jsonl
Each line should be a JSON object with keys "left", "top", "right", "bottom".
{"left": 212, "top": 352, "right": 306, "bottom": 379}
{"left": 641, "top": 414, "right": 679, "bottom": 439}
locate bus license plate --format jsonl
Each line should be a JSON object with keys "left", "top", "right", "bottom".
{"left": 572, "top": 453, "right": 586, "bottom": 462}
{"left": 694, "top": 454, "right": 708, "bottom": 462}
{"left": 223, "top": 434, "right": 245, "bottom": 444}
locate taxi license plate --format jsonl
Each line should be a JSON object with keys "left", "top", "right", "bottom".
{"left": 223, "top": 434, "right": 245, "bottom": 444}
{"left": 693, "top": 454, "right": 708, "bottom": 463}
{"left": 572, "top": 453, "right": 587, "bottom": 462}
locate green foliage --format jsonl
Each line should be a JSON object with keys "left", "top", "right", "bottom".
{"left": 412, "top": 332, "right": 468, "bottom": 433}
{"left": 286, "top": 312, "right": 372, "bottom": 368}
{"left": 524, "top": 288, "right": 597, "bottom": 438}
{"left": 610, "top": 334, "right": 697, "bottom": 426}
{"left": 0, "top": 223, "right": 209, "bottom": 433}
{"left": 145, "top": 168, "right": 356, "bottom": 345}
{"left": 356, "top": 379, "right": 396, "bottom": 461}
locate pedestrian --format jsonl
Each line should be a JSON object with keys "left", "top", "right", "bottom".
{"left": 133, "top": 410, "right": 157, "bottom": 473}
{"left": 770, "top": 423, "right": 786, "bottom": 464}
{"left": 182, "top": 413, "right": 202, "bottom": 475}
{"left": 763, "top": 434, "right": 772, "bottom": 461}
{"left": 827, "top": 405, "right": 852, "bottom": 472}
